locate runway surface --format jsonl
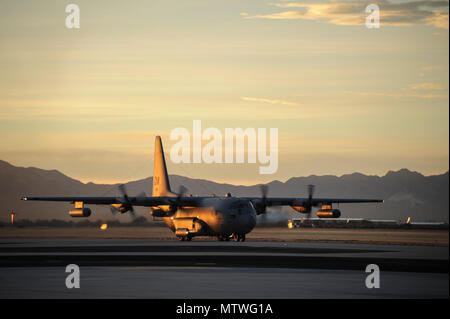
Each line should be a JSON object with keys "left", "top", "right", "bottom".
{"left": 0, "top": 239, "right": 448, "bottom": 298}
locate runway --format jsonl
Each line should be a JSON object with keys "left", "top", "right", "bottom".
{"left": 0, "top": 239, "right": 448, "bottom": 298}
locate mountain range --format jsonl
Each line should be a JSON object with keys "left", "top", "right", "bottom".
{"left": 0, "top": 159, "right": 448, "bottom": 223}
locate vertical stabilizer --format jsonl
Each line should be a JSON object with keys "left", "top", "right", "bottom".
{"left": 152, "top": 136, "right": 172, "bottom": 197}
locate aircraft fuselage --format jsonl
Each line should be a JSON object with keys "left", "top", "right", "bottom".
{"left": 160, "top": 197, "right": 257, "bottom": 240}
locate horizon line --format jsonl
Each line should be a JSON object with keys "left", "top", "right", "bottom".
{"left": 1, "top": 159, "right": 448, "bottom": 187}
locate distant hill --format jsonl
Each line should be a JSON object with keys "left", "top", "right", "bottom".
{"left": 0, "top": 160, "right": 448, "bottom": 223}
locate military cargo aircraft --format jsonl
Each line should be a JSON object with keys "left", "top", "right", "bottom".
{"left": 21, "top": 136, "right": 383, "bottom": 241}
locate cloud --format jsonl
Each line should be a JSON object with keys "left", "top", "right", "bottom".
{"left": 241, "top": 96, "right": 300, "bottom": 106}
{"left": 426, "top": 9, "right": 450, "bottom": 28}
{"left": 409, "top": 82, "right": 446, "bottom": 90}
{"left": 244, "top": 0, "right": 449, "bottom": 29}
{"left": 352, "top": 90, "right": 446, "bottom": 99}
{"left": 421, "top": 65, "right": 442, "bottom": 71}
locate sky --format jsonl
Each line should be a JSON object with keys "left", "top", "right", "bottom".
{"left": 0, "top": 0, "right": 448, "bottom": 185}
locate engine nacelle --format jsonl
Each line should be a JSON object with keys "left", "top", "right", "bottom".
{"left": 175, "top": 228, "right": 190, "bottom": 237}
{"left": 173, "top": 217, "right": 204, "bottom": 235}
{"left": 150, "top": 208, "right": 171, "bottom": 217}
{"left": 316, "top": 209, "right": 341, "bottom": 218}
{"left": 69, "top": 208, "right": 92, "bottom": 217}
{"left": 291, "top": 205, "right": 307, "bottom": 213}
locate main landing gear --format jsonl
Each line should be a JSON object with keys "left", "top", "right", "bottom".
{"left": 217, "top": 234, "right": 245, "bottom": 241}
{"left": 217, "top": 234, "right": 245, "bottom": 242}
{"left": 178, "top": 236, "right": 192, "bottom": 241}
{"left": 232, "top": 234, "right": 246, "bottom": 242}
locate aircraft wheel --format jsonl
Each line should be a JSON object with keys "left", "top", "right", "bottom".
{"left": 178, "top": 236, "right": 185, "bottom": 241}
{"left": 233, "top": 234, "right": 240, "bottom": 242}
{"left": 240, "top": 235, "right": 246, "bottom": 242}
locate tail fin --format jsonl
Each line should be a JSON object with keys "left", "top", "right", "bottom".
{"left": 152, "top": 136, "right": 173, "bottom": 197}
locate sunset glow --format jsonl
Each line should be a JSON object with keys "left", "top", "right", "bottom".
{"left": 0, "top": 0, "right": 448, "bottom": 185}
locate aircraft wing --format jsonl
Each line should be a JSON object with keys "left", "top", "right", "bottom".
{"left": 21, "top": 196, "right": 382, "bottom": 206}
{"left": 310, "top": 198, "right": 383, "bottom": 204}
{"left": 21, "top": 196, "right": 180, "bottom": 206}
{"left": 247, "top": 197, "right": 383, "bottom": 207}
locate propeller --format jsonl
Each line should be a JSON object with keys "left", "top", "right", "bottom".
{"left": 118, "top": 184, "right": 134, "bottom": 215}
{"left": 169, "top": 185, "right": 188, "bottom": 213}
{"left": 136, "top": 191, "right": 147, "bottom": 204}
{"left": 109, "top": 184, "right": 145, "bottom": 220}
{"left": 305, "top": 184, "right": 315, "bottom": 219}
{"left": 261, "top": 184, "right": 268, "bottom": 200}
{"left": 255, "top": 184, "right": 269, "bottom": 215}
{"left": 178, "top": 185, "right": 187, "bottom": 198}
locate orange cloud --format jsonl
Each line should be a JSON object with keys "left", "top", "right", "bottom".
{"left": 244, "top": 0, "right": 450, "bottom": 29}
{"left": 409, "top": 82, "right": 447, "bottom": 90}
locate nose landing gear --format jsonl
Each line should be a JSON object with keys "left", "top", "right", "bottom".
{"left": 178, "top": 235, "right": 192, "bottom": 241}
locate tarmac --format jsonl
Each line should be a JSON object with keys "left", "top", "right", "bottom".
{"left": 0, "top": 238, "right": 448, "bottom": 298}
